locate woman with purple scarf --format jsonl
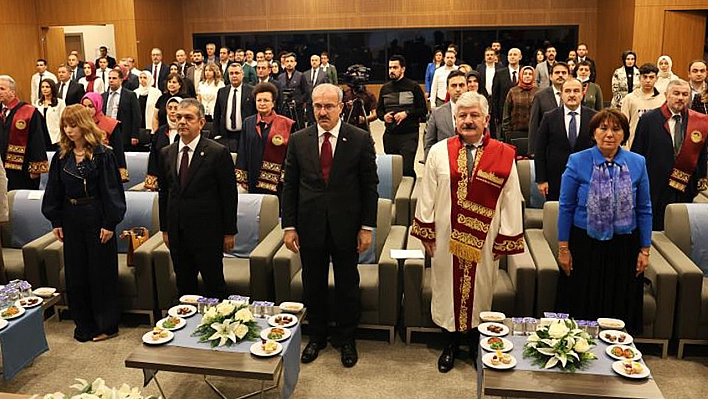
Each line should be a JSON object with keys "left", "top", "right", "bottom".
{"left": 556, "top": 108, "right": 651, "bottom": 334}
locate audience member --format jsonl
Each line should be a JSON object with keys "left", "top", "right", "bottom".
{"left": 95, "top": 46, "right": 117, "bottom": 68}
{"left": 78, "top": 62, "right": 105, "bottom": 94}
{"left": 56, "top": 65, "right": 85, "bottom": 106}
{"left": 34, "top": 79, "right": 65, "bottom": 149}
{"left": 501, "top": 66, "right": 538, "bottom": 147}
{"left": 67, "top": 53, "right": 85, "bottom": 82}
{"left": 424, "top": 70, "right": 467, "bottom": 160}
{"left": 576, "top": 61, "right": 603, "bottom": 111}
{"left": 80, "top": 92, "right": 128, "bottom": 182}
{"left": 475, "top": 47, "right": 500, "bottom": 99}
{"left": 146, "top": 48, "right": 169, "bottom": 91}
{"left": 535, "top": 45, "right": 557, "bottom": 89}
{"left": 320, "top": 52, "right": 338, "bottom": 85}
{"left": 425, "top": 50, "right": 444, "bottom": 97}
{"left": 144, "top": 96, "right": 182, "bottom": 190}
{"left": 491, "top": 48, "right": 522, "bottom": 138}
{"left": 103, "top": 69, "right": 142, "bottom": 152}
{"left": 466, "top": 70, "right": 481, "bottom": 93}
{"left": 621, "top": 63, "right": 665, "bottom": 147}
{"left": 153, "top": 73, "right": 192, "bottom": 132}
{"left": 30, "top": 59, "right": 58, "bottom": 103}
{"left": 134, "top": 70, "right": 162, "bottom": 133}
{"left": 688, "top": 59, "right": 708, "bottom": 114}
{"left": 655, "top": 55, "right": 679, "bottom": 94}
{"left": 611, "top": 50, "right": 640, "bottom": 108}
{"left": 213, "top": 63, "right": 256, "bottom": 151}
{"left": 575, "top": 43, "right": 596, "bottom": 82}
{"left": 529, "top": 62, "right": 570, "bottom": 155}
{"left": 197, "top": 62, "right": 225, "bottom": 122}
{"left": 277, "top": 53, "right": 309, "bottom": 127}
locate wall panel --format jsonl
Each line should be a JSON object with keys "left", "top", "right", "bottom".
{"left": 134, "top": 0, "right": 185, "bottom": 67}
{"left": 0, "top": 0, "right": 41, "bottom": 101}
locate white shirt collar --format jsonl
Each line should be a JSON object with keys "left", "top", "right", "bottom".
{"left": 563, "top": 105, "right": 580, "bottom": 115}
{"left": 317, "top": 119, "right": 342, "bottom": 138}
{"left": 178, "top": 134, "right": 201, "bottom": 153}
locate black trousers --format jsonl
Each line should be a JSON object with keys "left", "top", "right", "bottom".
{"left": 383, "top": 131, "right": 418, "bottom": 179}
{"left": 217, "top": 130, "right": 241, "bottom": 153}
{"left": 300, "top": 221, "right": 361, "bottom": 346}
{"left": 170, "top": 229, "right": 226, "bottom": 299}
{"left": 63, "top": 201, "right": 120, "bottom": 339}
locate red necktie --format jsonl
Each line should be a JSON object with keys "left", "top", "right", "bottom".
{"left": 320, "top": 132, "right": 333, "bottom": 183}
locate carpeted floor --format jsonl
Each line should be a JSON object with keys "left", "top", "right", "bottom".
{"left": 1, "top": 319, "right": 707, "bottom": 398}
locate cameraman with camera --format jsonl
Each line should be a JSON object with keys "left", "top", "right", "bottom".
{"left": 342, "top": 64, "right": 377, "bottom": 132}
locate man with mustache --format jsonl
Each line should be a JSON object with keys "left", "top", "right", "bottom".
{"left": 535, "top": 78, "right": 597, "bottom": 201}
{"left": 412, "top": 91, "right": 523, "bottom": 372}
{"left": 376, "top": 55, "right": 427, "bottom": 178}
{"left": 631, "top": 79, "right": 708, "bottom": 230}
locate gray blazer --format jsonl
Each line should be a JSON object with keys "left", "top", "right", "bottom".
{"left": 423, "top": 102, "right": 455, "bottom": 161}
{"left": 535, "top": 61, "right": 553, "bottom": 89}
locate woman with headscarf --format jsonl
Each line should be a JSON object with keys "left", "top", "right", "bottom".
{"left": 144, "top": 96, "right": 182, "bottom": 190}
{"left": 655, "top": 55, "right": 679, "bottom": 94}
{"left": 78, "top": 61, "right": 105, "bottom": 94}
{"left": 34, "top": 78, "right": 66, "bottom": 149}
{"left": 133, "top": 70, "right": 162, "bottom": 134}
{"left": 80, "top": 92, "right": 128, "bottom": 182}
{"left": 611, "top": 50, "right": 640, "bottom": 108}
{"left": 502, "top": 65, "right": 538, "bottom": 152}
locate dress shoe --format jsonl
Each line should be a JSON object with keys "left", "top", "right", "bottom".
{"left": 341, "top": 342, "right": 358, "bottom": 368}
{"left": 438, "top": 344, "right": 458, "bottom": 373}
{"left": 92, "top": 332, "right": 119, "bottom": 342}
{"left": 301, "top": 341, "right": 326, "bottom": 363}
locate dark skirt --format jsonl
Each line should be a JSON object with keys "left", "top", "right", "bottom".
{"left": 555, "top": 226, "right": 645, "bottom": 334}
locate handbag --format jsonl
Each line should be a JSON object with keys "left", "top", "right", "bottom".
{"left": 120, "top": 227, "right": 150, "bottom": 267}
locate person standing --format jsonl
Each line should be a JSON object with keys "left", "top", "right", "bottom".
{"left": 235, "top": 82, "right": 294, "bottom": 198}
{"left": 158, "top": 98, "right": 237, "bottom": 298}
{"left": 213, "top": 63, "right": 256, "bottom": 152}
{"left": 412, "top": 91, "right": 523, "bottom": 372}
{"left": 575, "top": 43, "right": 597, "bottom": 83}
{"left": 529, "top": 62, "right": 570, "bottom": 155}
{"left": 134, "top": 70, "right": 162, "bottom": 134}
{"left": 611, "top": 50, "right": 640, "bottom": 108}
{"left": 557, "top": 109, "right": 651, "bottom": 334}
{"left": 687, "top": 60, "right": 708, "bottom": 114}
{"left": 103, "top": 69, "right": 142, "bottom": 151}
{"left": 56, "top": 65, "right": 86, "bottom": 106}
{"left": 144, "top": 96, "right": 182, "bottom": 191}
{"left": 631, "top": 79, "right": 708, "bottom": 230}
{"left": 320, "top": 52, "right": 338, "bottom": 85}
{"left": 430, "top": 50, "right": 459, "bottom": 108}
{"left": 78, "top": 62, "right": 105, "bottom": 94}
{"left": 0, "top": 75, "right": 49, "bottom": 190}
{"left": 535, "top": 45, "right": 558, "bottom": 89}
{"left": 425, "top": 50, "right": 444, "bottom": 97}
{"left": 501, "top": 66, "right": 538, "bottom": 150}
{"left": 576, "top": 61, "right": 603, "bottom": 111}
{"left": 34, "top": 79, "right": 66, "bottom": 149}
{"left": 621, "top": 63, "right": 665, "bottom": 147}
{"left": 42, "top": 104, "right": 126, "bottom": 342}
{"left": 30, "top": 59, "right": 58, "bottom": 103}
{"left": 282, "top": 83, "right": 378, "bottom": 368}
{"left": 491, "top": 48, "right": 522, "bottom": 138}
{"left": 423, "top": 70, "right": 467, "bottom": 160}
{"left": 376, "top": 55, "right": 427, "bottom": 178}
{"left": 80, "top": 93, "right": 128, "bottom": 183}
{"left": 655, "top": 55, "right": 679, "bottom": 95}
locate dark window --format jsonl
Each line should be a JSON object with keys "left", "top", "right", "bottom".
{"left": 194, "top": 26, "right": 577, "bottom": 83}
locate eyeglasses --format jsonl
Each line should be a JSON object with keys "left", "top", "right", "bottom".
{"left": 313, "top": 103, "right": 338, "bottom": 112}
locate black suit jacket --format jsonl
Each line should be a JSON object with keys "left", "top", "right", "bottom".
{"left": 102, "top": 89, "right": 141, "bottom": 146}
{"left": 60, "top": 80, "right": 85, "bottom": 106}
{"left": 122, "top": 74, "right": 139, "bottom": 91}
{"left": 145, "top": 63, "right": 170, "bottom": 91}
{"left": 529, "top": 87, "right": 561, "bottom": 154}
{"left": 212, "top": 84, "right": 256, "bottom": 138}
{"left": 475, "top": 62, "right": 503, "bottom": 98}
{"left": 281, "top": 122, "right": 378, "bottom": 249}
{"left": 158, "top": 136, "right": 237, "bottom": 249}
{"left": 491, "top": 67, "right": 519, "bottom": 122}
{"left": 534, "top": 105, "right": 597, "bottom": 200}
{"left": 69, "top": 66, "right": 85, "bottom": 82}
{"left": 277, "top": 71, "right": 309, "bottom": 106}
{"left": 303, "top": 68, "right": 329, "bottom": 93}
{"left": 96, "top": 55, "right": 117, "bottom": 69}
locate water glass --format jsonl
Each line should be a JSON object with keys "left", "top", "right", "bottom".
{"left": 586, "top": 321, "right": 600, "bottom": 338}
{"left": 524, "top": 317, "right": 538, "bottom": 335}
{"left": 512, "top": 317, "right": 525, "bottom": 336}
{"left": 197, "top": 297, "right": 208, "bottom": 314}
{"left": 19, "top": 281, "right": 32, "bottom": 298}
{"left": 577, "top": 320, "right": 588, "bottom": 332}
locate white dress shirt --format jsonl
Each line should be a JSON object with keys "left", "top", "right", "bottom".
{"left": 58, "top": 80, "right": 70, "bottom": 100}
{"left": 430, "top": 65, "right": 459, "bottom": 107}
{"left": 509, "top": 67, "right": 520, "bottom": 83}
{"left": 554, "top": 88, "right": 562, "bottom": 107}
{"left": 106, "top": 87, "right": 121, "bottom": 119}
{"left": 668, "top": 110, "right": 682, "bottom": 145}
{"left": 563, "top": 105, "right": 581, "bottom": 139}
{"left": 485, "top": 64, "right": 496, "bottom": 96}
{"left": 177, "top": 134, "right": 201, "bottom": 173}
{"left": 317, "top": 119, "right": 341, "bottom": 156}
{"left": 198, "top": 80, "right": 225, "bottom": 117}
{"left": 226, "top": 84, "right": 243, "bottom": 131}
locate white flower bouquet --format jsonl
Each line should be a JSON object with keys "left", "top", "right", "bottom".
{"left": 191, "top": 300, "right": 260, "bottom": 347}
{"left": 41, "top": 378, "right": 159, "bottom": 399}
{"left": 523, "top": 319, "right": 597, "bottom": 372}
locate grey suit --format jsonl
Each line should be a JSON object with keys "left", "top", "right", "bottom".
{"left": 529, "top": 87, "right": 561, "bottom": 155}
{"left": 303, "top": 68, "right": 329, "bottom": 93}
{"left": 535, "top": 61, "right": 554, "bottom": 89}
{"left": 423, "top": 102, "right": 455, "bottom": 161}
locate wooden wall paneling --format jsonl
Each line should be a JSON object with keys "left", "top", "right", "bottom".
{"left": 0, "top": 0, "right": 42, "bottom": 102}
{"left": 662, "top": 11, "right": 706, "bottom": 81}
{"left": 133, "top": 0, "right": 185, "bottom": 67}
{"left": 596, "top": 0, "right": 636, "bottom": 104}
{"left": 43, "top": 27, "right": 67, "bottom": 75}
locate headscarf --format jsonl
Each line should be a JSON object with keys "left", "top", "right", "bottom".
{"left": 518, "top": 66, "right": 535, "bottom": 90}
{"left": 622, "top": 50, "right": 637, "bottom": 92}
{"left": 657, "top": 55, "right": 674, "bottom": 79}
{"left": 138, "top": 70, "right": 154, "bottom": 96}
{"left": 166, "top": 96, "right": 183, "bottom": 130}
{"left": 81, "top": 92, "right": 118, "bottom": 138}
{"left": 84, "top": 61, "right": 98, "bottom": 92}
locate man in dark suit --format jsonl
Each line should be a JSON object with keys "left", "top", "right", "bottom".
{"left": 56, "top": 65, "right": 85, "bottom": 106}
{"left": 282, "top": 83, "right": 378, "bottom": 368}
{"left": 631, "top": 79, "right": 708, "bottom": 230}
{"left": 475, "top": 47, "right": 503, "bottom": 99}
{"left": 96, "top": 46, "right": 117, "bottom": 69}
{"left": 103, "top": 69, "right": 142, "bottom": 152}
{"left": 277, "top": 53, "right": 309, "bottom": 128}
{"left": 145, "top": 48, "right": 169, "bottom": 92}
{"left": 304, "top": 54, "right": 330, "bottom": 93}
{"left": 212, "top": 63, "right": 256, "bottom": 151}
{"left": 423, "top": 70, "right": 467, "bottom": 160}
{"left": 158, "top": 98, "right": 237, "bottom": 298}
{"left": 529, "top": 62, "right": 569, "bottom": 155}
{"left": 576, "top": 43, "right": 597, "bottom": 83}
{"left": 491, "top": 48, "right": 522, "bottom": 138}
{"left": 67, "top": 53, "right": 85, "bottom": 82}
{"left": 535, "top": 79, "right": 597, "bottom": 201}
{"left": 255, "top": 60, "right": 284, "bottom": 112}
{"left": 218, "top": 47, "right": 232, "bottom": 85}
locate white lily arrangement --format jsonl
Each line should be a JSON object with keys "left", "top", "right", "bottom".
{"left": 523, "top": 319, "right": 597, "bottom": 372}
{"left": 40, "top": 378, "right": 159, "bottom": 399}
{"left": 191, "top": 300, "right": 260, "bottom": 347}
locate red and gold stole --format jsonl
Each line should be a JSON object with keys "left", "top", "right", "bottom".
{"left": 448, "top": 133, "right": 515, "bottom": 331}
{"left": 661, "top": 104, "right": 708, "bottom": 192}
{"left": 236, "top": 113, "right": 293, "bottom": 193}
{"left": 6, "top": 102, "right": 37, "bottom": 171}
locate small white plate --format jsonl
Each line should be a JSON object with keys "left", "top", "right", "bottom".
{"left": 482, "top": 352, "right": 517, "bottom": 370}
{"left": 480, "top": 311, "right": 506, "bottom": 323}
{"left": 32, "top": 287, "right": 56, "bottom": 298}
{"left": 599, "top": 330, "right": 633, "bottom": 345}
{"left": 479, "top": 322, "right": 509, "bottom": 337}
{"left": 480, "top": 337, "right": 513, "bottom": 353}
{"left": 606, "top": 345, "right": 642, "bottom": 361}
{"left": 597, "top": 318, "right": 625, "bottom": 330}
{"left": 267, "top": 313, "right": 298, "bottom": 328}
{"left": 156, "top": 316, "right": 186, "bottom": 331}
{"left": 142, "top": 330, "right": 174, "bottom": 345}
{"left": 168, "top": 304, "right": 197, "bottom": 318}
{"left": 0, "top": 319, "right": 8, "bottom": 331}
{"left": 17, "top": 296, "right": 43, "bottom": 308}
{"left": 612, "top": 360, "right": 650, "bottom": 379}
{"left": 278, "top": 301, "right": 304, "bottom": 313}
{"left": 0, "top": 305, "right": 26, "bottom": 320}
{"left": 179, "top": 295, "right": 203, "bottom": 305}
{"left": 260, "top": 327, "right": 292, "bottom": 342}
{"left": 250, "top": 341, "right": 283, "bottom": 357}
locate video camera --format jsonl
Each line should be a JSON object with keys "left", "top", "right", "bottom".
{"left": 343, "top": 64, "right": 371, "bottom": 93}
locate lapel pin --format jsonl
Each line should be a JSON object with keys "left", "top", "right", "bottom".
{"left": 342, "top": 137, "right": 348, "bottom": 142}
{"left": 200, "top": 151, "right": 205, "bottom": 156}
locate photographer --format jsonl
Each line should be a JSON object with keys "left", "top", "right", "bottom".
{"left": 342, "top": 64, "right": 377, "bottom": 132}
